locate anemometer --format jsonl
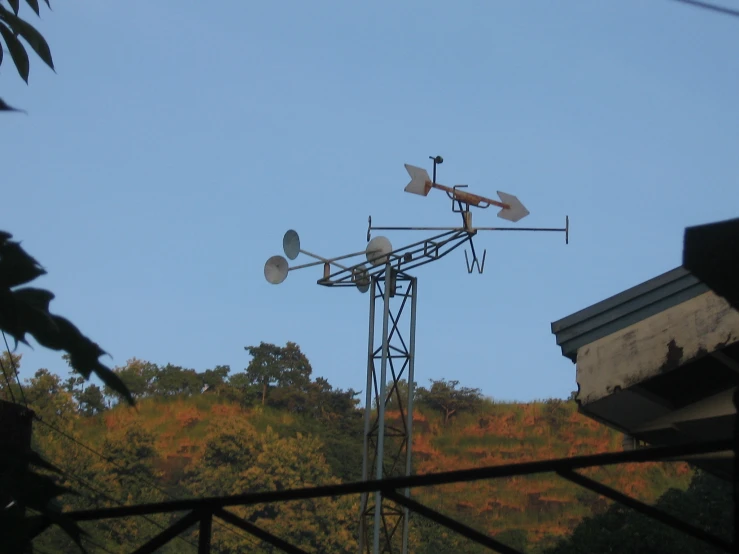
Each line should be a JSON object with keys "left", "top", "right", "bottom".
{"left": 264, "top": 157, "right": 568, "bottom": 287}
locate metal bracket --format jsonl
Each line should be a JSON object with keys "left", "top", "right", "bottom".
{"left": 464, "top": 235, "right": 486, "bottom": 274}
{"left": 464, "top": 249, "right": 486, "bottom": 274}
{"left": 450, "top": 185, "right": 470, "bottom": 214}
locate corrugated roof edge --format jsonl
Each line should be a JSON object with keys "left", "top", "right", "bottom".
{"left": 551, "top": 266, "right": 709, "bottom": 363}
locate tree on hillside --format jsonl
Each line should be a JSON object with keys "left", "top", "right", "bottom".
{"left": 541, "top": 397, "right": 569, "bottom": 434}
{"left": 385, "top": 378, "right": 418, "bottom": 412}
{"left": 0, "top": 351, "right": 22, "bottom": 401}
{"left": 105, "top": 357, "right": 158, "bottom": 399}
{"left": 416, "top": 378, "right": 484, "bottom": 425}
{"left": 544, "top": 470, "right": 732, "bottom": 554}
{"left": 151, "top": 363, "right": 201, "bottom": 396}
{"left": 186, "top": 415, "right": 357, "bottom": 553}
{"left": 244, "top": 341, "right": 312, "bottom": 406}
{"left": 200, "top": 364, "right": 230, "bottom": 392}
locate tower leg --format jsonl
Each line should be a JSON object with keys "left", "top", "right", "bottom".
{"left": 359, "top": 268, "right": 417, "bottom": 554}
{"left": 401, "top": 277, "right": 417, "bottom": 554}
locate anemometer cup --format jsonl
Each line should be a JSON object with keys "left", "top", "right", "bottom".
{"left": 264, "top": 255, "right": 289, "bottom": 284}
{"left": 283, "top": 230, "right": 301, "bottom": 260}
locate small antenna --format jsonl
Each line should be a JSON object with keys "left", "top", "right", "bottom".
{"left": 429, "top": 155, "right": 443, "bottom": 184}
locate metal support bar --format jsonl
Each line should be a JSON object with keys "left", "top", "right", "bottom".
{"left": 131, "top": 510, "right": 202, "bottom": 554}
{"left": 359, "top": 277, "right": 377, "bottom": 553}
{"left": 214, "top": 508, "right": 310, "bottom": 554}
{"left": 321, "top": 230, "right": 465, "bottom": 286}
{"left": 66, "top": 439, "right": 732, "bottom": 521}
{"left": 198, "top": 511, "right": 212, "bottom": 554}
{"left": 557, "top": 469, "right": 732, "bottom": 552}
{"left": 359, "top": 270, "right": 417, "bottom": 554}
{"left": 384, "top": 490, "right": 523, "bottom": 554}
{"left": 401, "top": 277, "right": 417, "bottom": 554}
{"left": 373, "top": 265, "right": 393, "bottom": 554}
{"left": 55, "top": 437, "right": 733, "bottom": 554}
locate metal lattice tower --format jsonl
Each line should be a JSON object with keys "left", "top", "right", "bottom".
{"left": 358, "top": 269, "right": 417, "bottom": 554}
{"left": 263, "top": 156, "right": 568, "bottom": 554}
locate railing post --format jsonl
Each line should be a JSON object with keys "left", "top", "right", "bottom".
{"left": 199, "top": 510, "right": 213, "bottom": 554}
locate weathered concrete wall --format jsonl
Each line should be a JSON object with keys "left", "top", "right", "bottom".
{"left": 576, "top": 291, "right": 739, "bottom": 405}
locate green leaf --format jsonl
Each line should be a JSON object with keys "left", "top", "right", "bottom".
{"left": 0, "top": 238, "right": 47, "bottom": 287}
{"left": 13, "top": 289, "right": 61, "bottom": 349}
{"left": 0, "top": 97, "right": 26, "bottom": 113}
{"left": 24, "top": 0, "right": 39, "bottom": 16}
{"left": 12, "top": 287, "right": 55, "bottom": 312}
{"left": 7, "top": 0, "right": 19, "bottom": 15}
{"left": 94, "top": 361, "right": 135, "bottom": 406}
{"left": 0, "top": 289, "right": 29, "bottom": 348}
{"left": 0, "top": 5, "right": 54, "bottom": 70}
{"left": 0, "top": 21, "right": 29, "bottom": 82}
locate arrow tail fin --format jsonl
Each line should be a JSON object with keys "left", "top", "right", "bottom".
{"left": 404, "top": 164, "right": 432, "bottom": 196}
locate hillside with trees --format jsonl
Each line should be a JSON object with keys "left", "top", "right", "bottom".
{"left": 1, "top": 343, "right": 730, "bottom": 553}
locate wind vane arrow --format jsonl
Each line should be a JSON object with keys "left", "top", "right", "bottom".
{"left": 403, "top": 164, "right": 529, "bottom": 222}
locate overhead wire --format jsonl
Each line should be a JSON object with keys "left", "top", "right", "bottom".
{"left": 0, "top": 349, "right": 17, "bottom": 403}
{"left": 29, "top": 439, "right": 199, "bottom": 552}
{"left": 33, "top": 412, "right": 261, "bottom": 550}
{"left": 56, "top": 465, "right": 199, "bottom": 552}
{"left": 2, "top": 330, "right": 27, "bottom": 406}
{"left": 29, "top": 504, "right": 124, "bottom": 554}
{"left": 670, "top": 0, "right": 739, "bottom": 18}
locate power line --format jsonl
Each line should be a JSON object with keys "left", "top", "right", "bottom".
{"left": 29, "top": 445, "right": 201, "bottom": 552}
{"left": 0, "top": 349, "right": 17, "bottom": 403}
{"left": 33, "top": 413, "right": 260, "bottom": 550}
{"left": 58, "top": 466, "right": 199, "bottom": 552}
{"left": 29, "top": 502, "right": 125, "bottom": 554}
{"left": 32, "top": 422, "right": 200, "bottom": 552}
{"left": 2, "top": 331, "right": 28, "bottom": 407}
{"left": 670, "top": 0, "right": 739, "bottom": 18}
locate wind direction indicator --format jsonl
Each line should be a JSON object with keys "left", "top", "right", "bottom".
{"left": 404, "top": 163, "right": 530, "bottom": 222}
{"left": 263, "top": 156, "right": 570, "bottom": 554}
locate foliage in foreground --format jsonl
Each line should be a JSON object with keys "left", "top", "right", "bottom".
{"left": 0, "top": 231, "right": 135, "bottom": 553}
{"left": 3, "top": 349, "right": 730, "bottom": 554}
{"left": 0, "top": 0, "right": 55, "bottom": 111}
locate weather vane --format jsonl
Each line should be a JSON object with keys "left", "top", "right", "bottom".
{"left": 264, "top": 157, "right": 568, "bottom": 286}
{"left": 263, "top": 157, "right": 569, "bottom": 554}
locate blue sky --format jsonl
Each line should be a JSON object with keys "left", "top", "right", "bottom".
{"left": 3, "top": 1, "right": 738, "bottom": 402}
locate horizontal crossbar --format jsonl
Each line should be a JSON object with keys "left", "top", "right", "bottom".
{"left": 65, "top": 439, "right": 731, "bottom": 521}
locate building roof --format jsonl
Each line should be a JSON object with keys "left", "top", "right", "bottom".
{"left": 550, "top": 266, "right": 709, "bottom": 363}
{"left": 684, "top": 217, "right": 739, "bottom": 312}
